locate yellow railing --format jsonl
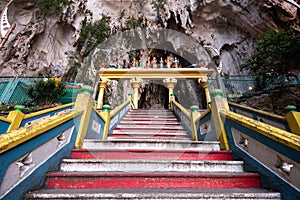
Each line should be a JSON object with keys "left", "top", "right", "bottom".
{"left": 220, "top": 109, "right": 300, "bottom": 151}
{"left": 229, "top": 102, "right": 286, "bottom": 121}
{"left": 99, "top": 98, "right": 132, "bottom": 140}
{"left": 195, "top": 107, "right": 211, "bottom": 123}
{"left": 23, "top": 103, "right": 74, "bottom": 120}
{"left": 0, "top": 116, "right": 11, "bottom": 123}
{"left": 0, "top": 109, "right": 83, "bottom": 154}
{"left": 170, "top": 100, "right": 199, "bottom": 141}
{"left": 171, "top": 100, "right": 191, "bottom": 117}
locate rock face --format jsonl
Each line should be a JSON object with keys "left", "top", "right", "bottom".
{"left": 0, "top": 0, "right": 299, "bottom": 108}
{"left": 232, "top": 85, "right": 300, "bottom": 115}
{"left": 1, "top": 0, "right": 299, "bottom": 76}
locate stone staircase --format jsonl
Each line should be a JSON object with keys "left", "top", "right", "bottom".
{"left": 25, "top": 109, "right": 281, "bottom": 199}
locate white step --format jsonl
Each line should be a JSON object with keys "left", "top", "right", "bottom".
{"left": 119, "top": 121, "right": 181, "bottom": 125}
{"left": 107, "top": 137, "right": 192, "bottom": 141}
{"left": 111, "top": 130, "right": 189, "bottom": 136}
{"left": 128, "top": 110, "right": 173, "bottom": 113}
{"left": 83, "top": 139, "right": 220, "bottom": 151}
{"left": 60, "top": 159, "right": 244, "bottom": 173}
{"left": 123, "top": 117, "right": 178, "bottom": 121}
{"left": 24, "top": 188, "right": 282, "bottom": 200}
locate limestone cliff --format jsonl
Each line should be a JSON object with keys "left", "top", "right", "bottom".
{"left": 1, "top": 0, "right": 299, "bottom": 76}
{"left": 0, "top": 0, "right": 299, "bottom": 108}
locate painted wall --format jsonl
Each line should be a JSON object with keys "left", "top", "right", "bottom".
{"left": 221, "top": 111, "right": 300, "bottom": 200}
{"left": 0, "top": 114, "right": 82, "bottom": 200}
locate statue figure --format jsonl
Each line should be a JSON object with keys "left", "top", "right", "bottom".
{"left": 160, "top": 57, "right": 164, "bottom": 69}
{"left": 166, "top": 56, "right": 171, "bottom": 68}
{"left": 134, "top": 58, "right": 139, "bottom": 68}
{"left": 198, "top": 59, "right": 206, "bottom": 68}
{"left": 174, "top": 57, "right": 179, "bottom": 68}
{"left": 132, "top": 58, "right": 137, "bottom": 68}
{"left": 152, "top": 57, "right": 158, "bottom": 69}
{"left": 139, "top": 59, "right": 143, "bottom": 68}
{"left": 131, "top": 58, "right": 138, "bottom": 68}
{"left": 100, "top": 61, "right": 106, "bottom": 68}
{"left": 147, "top": 57, "right": 151, "bottom": 68}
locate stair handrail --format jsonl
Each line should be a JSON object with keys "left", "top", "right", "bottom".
{"left": 228, "top": 102, "right": 290, "bottom": 131}
{"left": 171, "top": 99, "right": 191, "bottom": 117}
{"left": 0, "top": 109, "right": 83, "bottom": 154}
{"left": 170, "top": 99, "right": 198, "bottom": 140}
{"left": 23, "top": 103, "right": 74, "bottom": 120}
{"left": 0, "top": 103, "right": 75, "bottom": 134}
{"left": 219, "top": 108, "right": 300, "bottom": 199}
{"left": 0, "top": 109, "right": 84, "bottom": 199}
{"left": 100, "top": 97, "right": 132, "bottom": 139}
{"left": 194, "top": 107, "right": 211, "bottom": 123}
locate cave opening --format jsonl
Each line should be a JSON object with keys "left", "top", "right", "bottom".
{"left": 138, "top": 81, "right": 178, "bottom": 109}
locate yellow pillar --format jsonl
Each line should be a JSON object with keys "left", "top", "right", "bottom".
{"left": 74, "top": 86, "right": 94, "bottom": 148}
{"left": 190, "top": 105, "right": 201, "bottom": 141}
{"left": 163, "top": 78, "right": 177, "bottom": 105}
{"left": 199, "top": 75, "right": 211, "bottom": 108}
{"left": 130, "top": 78, "right": 143, "bottom": 109}
{"left": 97, "top": 78, "right": 110, "bottom": 110}
{"left": 285, "top": 106, "right": 300, "bottom": 135}
{"left": 7, "top": 105, "right": 25, "bottom": 132}
{"left": 210, "top": 89, "right": 230, "bottom": 150}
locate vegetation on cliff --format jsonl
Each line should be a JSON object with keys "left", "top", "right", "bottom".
{"left": 241, "top": 29, "right": 300, "bottom": 90}
{"left": 28, "top": 79, "right": 65, "bottom": 105}
{"left": 37, "top": 0, "right": 71, "bottom": 16}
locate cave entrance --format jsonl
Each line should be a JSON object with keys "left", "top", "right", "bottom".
{"left": 138, "top": 81, "right": 174, "bottom": 109}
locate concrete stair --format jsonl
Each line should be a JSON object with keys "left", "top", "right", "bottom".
{"left": 25, "top": 109, "right": 281, "bottom": 199}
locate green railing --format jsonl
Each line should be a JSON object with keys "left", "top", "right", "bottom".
{"left": 0, "top": 77, "right": 81, "bottom": 105}
{"left": 0, "top": 77, "right": 43, "bottom": 104}
{"left": 208, "top": 76, "right": 255, "bottom": 98}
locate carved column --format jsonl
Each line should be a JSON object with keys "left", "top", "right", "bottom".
{"left": 130, "top": 78, "right": 143, "bottom": 109}
{"left": 97, "top": 78, "right": 110, "bottom": 109}
{"left": 199, "top": 75, "right": 211, "bottom": 107}
{"left": 163, "top": 78, "right": 177, "bottom": 105}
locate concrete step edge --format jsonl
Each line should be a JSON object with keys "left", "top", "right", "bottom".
{"left": 83, "top": 139, "right": 220, "bottom": 144}
{"left": 107, "top": 137, "right": 192, "bottom": 141}
{"left": 110, "top": 131, "right": 188, "bottom": 136}
{"left": 60, "top": 160, "right": 244, "bottom": 173}
{"left": 25, "top": 188, "right": 281, "bottom": 199}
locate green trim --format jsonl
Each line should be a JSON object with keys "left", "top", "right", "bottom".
{"left": 14, "top": 105, "right": 25, "bottom": 112}
{"left": 80, "top": 85, "right": 94, "bottom": 95}
{"left": 190, "top": 105, "right": 199, "bottom": 113}
{"left": 285, "top": 105, "right": 297, "bottom": 113}
{"left": 210, "top": 89, "right": 224, "bottom": 99}
{"left": 102, "top": 105, "right": 111, "bottom": 112}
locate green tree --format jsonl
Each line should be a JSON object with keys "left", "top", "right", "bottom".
{"left": 241, "top": 29, "right": 300, "bottom": 89}
{"left": 77, "top": 17, "right": 111, "bottom": 57}
{"left": 64, "top": 17, "right": 111, "bottom": 82}
{"left": 37, "top": 0, "right": 71, "bottom": 16}
{"left": 28, "top": 79, "right": 66, "bottom": 105}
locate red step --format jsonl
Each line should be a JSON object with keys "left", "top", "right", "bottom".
{"left": 109, "top": 133, "right": 189, "bottom": 139}
{"left": 119, "top": 122, "right": 181, "bottom": 125}
{"left": 114, "top": 127, "right": 186, "bottom": 131}
{"left": 123, "top": 118, "right": 178, "bottom": 121}
{"left": 71, "top": 149, "right": 233, "bottom": 160}
{"left": 125, "top": 115, "right": 176, "bottom": 118}
{"left": 45, "top": 173, "right": 262, "bottom": 189}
